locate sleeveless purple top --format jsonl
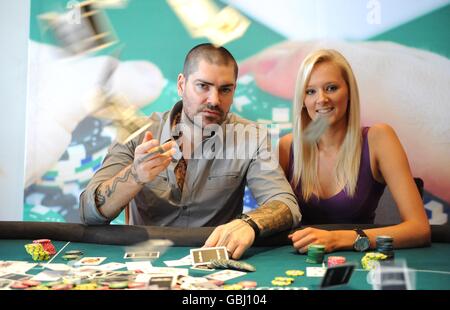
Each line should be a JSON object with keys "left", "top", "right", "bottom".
{"left": 288, "top": 127, "right": 385, "bottom": 224}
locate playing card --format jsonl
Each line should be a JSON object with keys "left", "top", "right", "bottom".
{"left": 147, "top": 267, "right": 189, "bottom": 277}
{"left": 43, "top": 263, "right": 73, "bottom": 271}
{"left": 0, "top": 273, "right": 32, "bottom": 281}
{"left": 98, "top": 262, "right": 127, "bottom": 271}
{"left": 75, "top": 257, "right": 107, "bottom": 266}
{"left": 124, "top": 251, "right": 160, "bottom": 259}
{"left": 125, "top": 261, "right": 153, "bottom": 273}
{"left": 190, "top": 265, "right": 215, "bottom": 272}
{"left": 306, "top": 266, "right": 327, "bottom": 277}
{"left": 167, "top": 0, "right": 219, "bottom": 37}
{"left": 206, "top": 269, "right": 246, "bottom": 282}
{"left": 320, "top": 264, "right": 355, "bottom": 288}
{"left": 164, "top": 254, "right": 192, "bottom": 267}
{"left": 0, "top": 279, "right": 13, "bottom": 289}
{"left": 31, "top": 270, "right": 66, "bottom": 282}
{"left": 190, "top": 246, "right": 228, "bottom": 266}
{"left": 148, "top": 275, "right": 176, "bottom": 289}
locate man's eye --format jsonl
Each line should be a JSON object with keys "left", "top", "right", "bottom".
{"left": 197, "top": 83, "right": 208, "bottom": 90}
{"left": 221, "top": 87, "right": 232, "bottom": 94}
{"left": 305, "top": 89, "right": 315, "bottom": 95}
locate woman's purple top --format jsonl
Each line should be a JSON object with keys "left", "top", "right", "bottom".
{"left": 288, "top": 127, "right": 385, "bottom": 224}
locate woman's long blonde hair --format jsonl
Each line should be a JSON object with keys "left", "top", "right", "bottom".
{"left": 291, "top": 49, "right": 362, "bottom": 201}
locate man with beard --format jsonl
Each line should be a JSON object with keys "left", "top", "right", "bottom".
{"left": 80, "top": 44, "right": 300, "bottom": 259}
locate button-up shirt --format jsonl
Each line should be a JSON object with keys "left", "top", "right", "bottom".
{"left": 80, "top": 101, "right": 301, "bottom": 227}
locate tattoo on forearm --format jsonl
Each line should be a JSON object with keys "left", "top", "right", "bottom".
{"left": 248, "top": 200, "right": 293, "bottom": 237}
{"left": 105, "top": 168, "right": 133, "bottom": 196}
{"left": 94, "top": 187, "right": 106, "bottom": 207}
{"left": 94, "top": 166, "right": 134, "bottom": 207}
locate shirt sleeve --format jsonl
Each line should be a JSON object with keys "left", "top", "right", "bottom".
{"left": 79, "top": 140, "right": 136, "bottom": 225}
{"left": 245, "top": 128, "right": 301, "bottom": 228}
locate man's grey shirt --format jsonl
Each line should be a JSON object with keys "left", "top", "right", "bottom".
{"left": 80, "top": 101, "right": 301, "bottom": 227}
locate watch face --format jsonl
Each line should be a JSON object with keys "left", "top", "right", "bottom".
{"left": 355, "top": 237, "right": 370, "bottom": 251}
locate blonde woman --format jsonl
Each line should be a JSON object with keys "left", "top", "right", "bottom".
{"left": 278, "top": 49, "right": 430, "bottom": 253}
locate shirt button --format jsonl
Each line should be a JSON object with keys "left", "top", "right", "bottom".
{"left": 182, "top": 206, "right": 187, "bottom": 210}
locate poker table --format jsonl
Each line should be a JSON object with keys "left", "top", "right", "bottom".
{"left": 1, "top": 221, "right": 449, "bottom": 290}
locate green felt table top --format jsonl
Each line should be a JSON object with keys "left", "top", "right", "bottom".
{"left": 1, "top": 240, "right": 449, "bottom": 290}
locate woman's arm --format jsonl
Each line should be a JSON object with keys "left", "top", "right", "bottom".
{"left": 361, "top": 123, "right": 431, "bottom": 248}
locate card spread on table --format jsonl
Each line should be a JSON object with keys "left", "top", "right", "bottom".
{"left": 190, "top": 265, "right": 215, "bottom": 272}
{"left": 190, "top": 246, "right": 228, "bottom": 266}
{"left": 124, "top": 251, "right": 160, "bottom": 259}
{"left": 206, "top": 269, "right": 246, "bottom": 281}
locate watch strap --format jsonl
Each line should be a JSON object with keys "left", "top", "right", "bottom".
{"left": 354, "top": 228, "right": 368, "bottom": 238}
{"left": 238, "top": 214, "right": 260, "bottom": 238}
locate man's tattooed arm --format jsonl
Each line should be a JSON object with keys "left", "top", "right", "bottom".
{"left": 94, "top": 164, "right": 144, "bottom": 219}
{"left": 247, "top": 200, "right": 293, "bottom": 237}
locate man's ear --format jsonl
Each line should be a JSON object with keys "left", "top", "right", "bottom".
{"left": 177, "top": 73, "right": 185, "bottom": 97}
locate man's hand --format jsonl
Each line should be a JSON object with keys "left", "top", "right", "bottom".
{"left": 288, "top": 227, "right": 340, "bottom": 253}
{"left": 132, "top": 132, "right": 176, "bottom": 184}
{"left": 204, "top": 219, "right": 255, "bottom": 260}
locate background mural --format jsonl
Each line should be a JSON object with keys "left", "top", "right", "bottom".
{"left": 25, "top": 0, "right": 450, "bottom": 225}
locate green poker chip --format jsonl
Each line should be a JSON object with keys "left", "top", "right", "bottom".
{"left": 109, "top": 281, "right": 129, "bottom": 289}
{"left": 62, "top": 254, "right": 81, "bottom": 261}
{"left": 64, "top": 250, "right": 84, "bottom": 256}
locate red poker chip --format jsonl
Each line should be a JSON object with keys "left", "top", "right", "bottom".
{"left": 327, "top": 256, "right": 346, "bottom": 267}
{"left": 22, "top": 280, "right": 41, "bottom": 287}
{"left": 51, "top": 284, "right": 73, "bottom": 290}
{"left": 32, "top": 239, "right": 56, "bottom": 254}
{"left": 10, "top": 282, "right": 28, "bottom": 289}
{"left": 33, "top": 239, "right": 51, "bottom": 244}
{"left": 128, "top": 282, "right": 145, "bottom": 289}
{"left": 208, "top": 279, "right": 224, "bottom": 286}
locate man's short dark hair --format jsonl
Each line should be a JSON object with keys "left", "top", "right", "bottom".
{"left": 183, "top": 43, "right": 238, "bottom": 80}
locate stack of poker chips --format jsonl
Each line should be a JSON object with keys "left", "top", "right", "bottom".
{"left": 24, "top": 243, "right": 51, "bottom": 261}
{"left": 361, "top": 252, "right": 387, "bottom": 270}
{"left": 306, "top": 244, "right": 325, "bottom": 264}
{"left": 271, "top": 277, "right": 295, "bottom": 286}
{"left": 285, "top": 270, "right": 305, "bottom": 277}
{"left": 376, "top": 236, "right": 394, "bottom": 259}
{"left": 33, "top": 239, "right": 56, "bottom": 255}
{"left": 327, "top": 256, "right": 346, "bottom": 268}
{"left": 62, "top": 250, "right": 84, "bottom": 261}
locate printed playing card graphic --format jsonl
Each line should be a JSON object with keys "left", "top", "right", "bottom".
{"left": 124, "top": 251, "right": 160, "bottom": 259}
{"left": 75, "top": 257, "right": 107, "bottom": 266}
{"left": 190, "top": 246, "right": 228, "bottom": 266}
